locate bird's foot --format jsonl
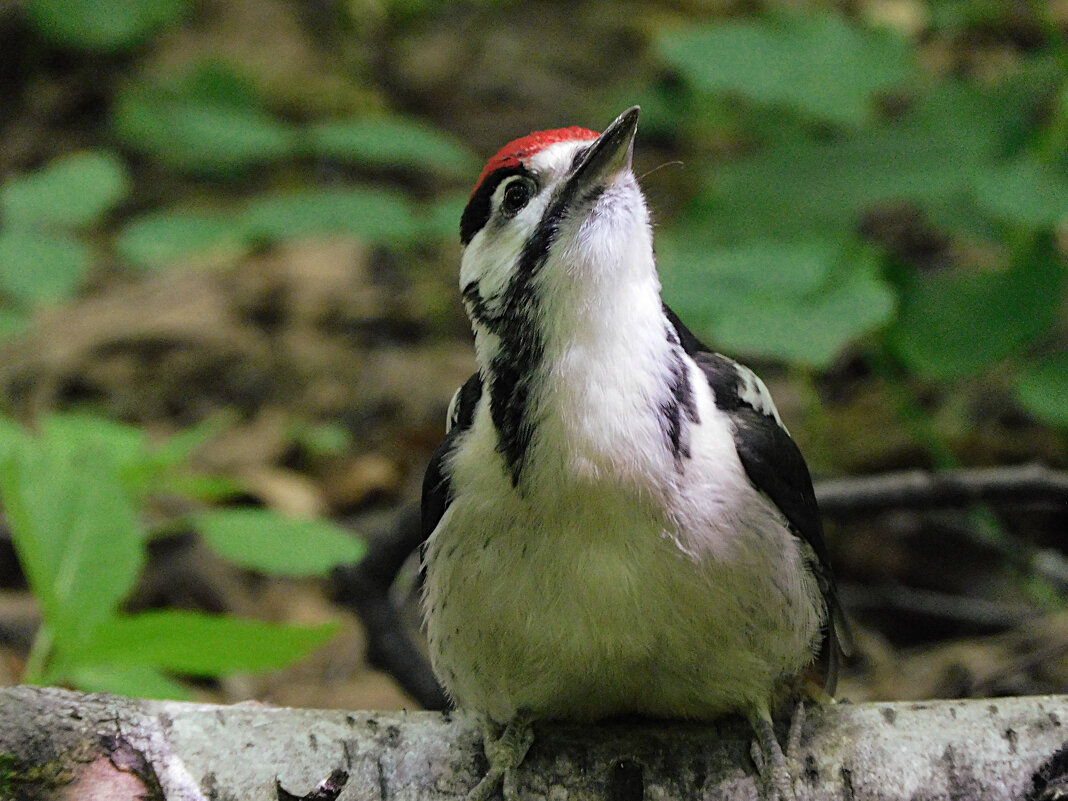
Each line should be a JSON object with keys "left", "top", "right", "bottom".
{"left": 749, "top": 702, "right": 806, "bottom": 801}
{"left": 467, "top": 712, "right": 535, "bottom": 801}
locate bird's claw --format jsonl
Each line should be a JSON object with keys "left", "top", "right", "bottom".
{"left": 750, "top": 701, "right": 806, "bottom": 801}
{"left": 467, "top": 713, "right": 534, "bottom": 800}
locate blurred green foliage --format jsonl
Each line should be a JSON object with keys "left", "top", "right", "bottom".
{"left": 0, "top": 62, "right": 470, "bottom": 278}
{"left": 0, "top": 151, "right": 129, "bottom": 315}
{"left": 114, "top": 65, "right": 300, "bottom": 175}
{"left": 1017, "top": 353, "right": 1068, "bottom": 426}
{"left": 196, "top": 508, "right": 366, "bottom": 577}
{"left": 658, "top": 10, "right": 916, "bottom": 126}
{"left": 24, "top": 0, "right": 191, "bottom": 51}
{"left": 0, "top": 414, "right": 361, "bottom": 699}
{"left": 118, "top": 186, "right": 426, "bottom": 268}
{"left": 2, "top": 0, "right": 1068, "bottom": 699}
{"left": 0, "top": 150, "right": 130, "bottom": 229}
{"left": 890, "top": 235, "right": 1062, "bottom": 379}
{"left": 653, "top": 6, "right": 1068, "bottom": 431}
{"left": 660, "top": 236, "right": 895, "bottom": 368}
{"left": 112, "top": 60, "right": 478, "bottom": 177}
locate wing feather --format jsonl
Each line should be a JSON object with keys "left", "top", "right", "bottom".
{"left": 664, "top": 304, "right": 852, "bottom": 690}
{"left": 421, "top": 373, "right": 482, "bottom": 541}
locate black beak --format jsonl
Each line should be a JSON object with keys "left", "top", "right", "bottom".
{"left": 567, "top": 106, "right": 640, "bottom": 194}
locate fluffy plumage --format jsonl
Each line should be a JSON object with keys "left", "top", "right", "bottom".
{"left": 421, "top": 107, "right": 847, "bottom": 799}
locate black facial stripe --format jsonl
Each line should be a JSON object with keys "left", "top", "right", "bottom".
{"left": 462, "top": 281, "right": 498, "bottom": 326}
{"left": 461, "top": 269, "right": 542, "bottom": 487}
{"left": 485, "top": 242, "right": 543, "bottom": 487}
{"left": 451, "top": 372, "right": 482, "bottom": 431}
{"left": 468, "top": 148, "right": 615, "bottom": 486}
{"left": 460, "top": 166, "right": 530, "bottom": 246}
{"left": 659, "top": 337, "right": 699, "bottom": 468}
{"left": 473, "top": 165, "right": 590, "bottom": 485}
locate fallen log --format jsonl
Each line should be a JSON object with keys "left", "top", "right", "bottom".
{"left": 0, "top": 685, "right": 1065, "bottom": 800}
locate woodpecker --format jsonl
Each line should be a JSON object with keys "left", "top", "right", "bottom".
{"left": 421, "top": 107, "right": 850, "bottom": 800}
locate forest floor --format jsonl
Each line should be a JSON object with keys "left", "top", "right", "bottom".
{"left": 0, "top": 0, "right": 1066, "bottom": 713}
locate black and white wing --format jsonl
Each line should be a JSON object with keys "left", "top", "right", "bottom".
{"left": 665, "top": 305, "right": 852, "bottom": 691}
{"left": 421, "top": 372, "right": 483, "bottom": 541}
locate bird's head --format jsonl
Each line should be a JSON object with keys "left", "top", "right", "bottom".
{"left": 457, "top": 107, "right": 653, "bottom": 337}
{"left": 454, "top": 107, "right": 671, "bottom": 484}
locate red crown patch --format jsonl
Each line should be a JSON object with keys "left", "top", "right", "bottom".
{"left": 470, "top": 126, "right": 600, "bottom": 198}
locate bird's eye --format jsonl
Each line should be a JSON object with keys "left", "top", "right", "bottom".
{"left": 500, "top": 178, "right": 536, "bottom": 217}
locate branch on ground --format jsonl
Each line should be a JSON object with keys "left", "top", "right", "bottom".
{"left": 0, "top": 686, "right": 1065, "bottom": 800}
{"left": 814, "top": 464, "right": 1068, "bottom": 516}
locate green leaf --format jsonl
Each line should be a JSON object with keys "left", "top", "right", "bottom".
{"left": 150, "top": 420, "right": 245, "bottom": 502}
{"left": 308, "top": 116, "right": 479, "bottom": 176}
{"left": 159, "top": 472, "right": 244, "bottom": 503}
{"left": 25, "top": 0, "right": 190, "bottom": 51}
{"left": 1016, "top": 354, "right": 1068, "bottom": 426}
{"left": 114, "top": 81, "right": 297, "bottom": 175}
{"left": 39, "top": 414, "right": 150, "bottom": 463}
{"left": 660, "top": 236, "right": 895, "bottom": 367}
{"left": 657, "top": 10, "right": 914, "bottom": 125}
{"left": 180, "top": 58, "right": 264, "bottom": 107}
{"left": 667, "top": 239, "right": 833, "bottom": 299}
{"left": 0, "top": 151, "right": 130, "bottom": 229}
{"left": 714, "top": 269, "right": 895, "bottom": 367}
{"left": 116, "top": 209, "right": 248, "bottom": 268}
{"left": 286, "top": 420, "right": 353, "bottom": 458}
{"left": 196, "top": 508, "right": 365, "bottom": 576}
{"left": 974, "top": 159, "right": 1068, "bottom": 228}
{"left": 61, "top": 663, "right": 194, "bottom": 700}
{"left": 0, "top": 431, "right": 145, "bottom": 652}
{"left": 0, "top": 417, "right": 28, "bottom": 464}
{"left": 151, "top": 414, "right": 234, "bottom": 469}
{"left": 82, "top": 610, "right": 339, "bottom": 675}
{"left": 241, "top": 188, "right": 421, "bottom": 245}
{"left": 39, "top": 414, "right": 234, "bottom": 501}
{"left": 889, "top": 235, "right": 1065, "bottom": 379}
{"left": 0, "top": 230, "right": 92, "bottom": 305}
{"left": 685, "top": 81, "right": 1029, "bottom": 243}
{"left": 36, "top": 413, "right": 179, "bottom": 500}
{"left": 121, "top": 186, "right": 428, "bottom": 265}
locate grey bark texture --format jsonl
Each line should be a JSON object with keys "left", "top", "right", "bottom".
{"left": 1, "top": 685, "right": 1066, "bottom": 800}
{"left": 813, "top": 464, "right": 1068, "bottom": 516}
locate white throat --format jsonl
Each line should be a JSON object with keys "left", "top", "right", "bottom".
{"left": 519, "top": 181, "right": 682, "bottom": 486}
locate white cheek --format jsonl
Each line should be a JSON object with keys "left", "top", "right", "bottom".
{"left": 460, "top": 228, "right": 520, "bottom": 304}
{"left": 459, "top": 139, "right": 591, "bottom": 306}
{"left": 459, "top": 195, "right": 551, "bottom": 304}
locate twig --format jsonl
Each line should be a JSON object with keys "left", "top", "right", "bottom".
{"left": 839, "top": 582, "right": 1035, "bottom": 633}
{"left": 330, "top": 504, "right": 447, "bottom": 711}
{"left": 814, "top": 463, "right": 1068, "bottom": 516}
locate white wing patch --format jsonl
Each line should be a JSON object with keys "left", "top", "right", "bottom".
{"left": 445, "top": 386, "right": 463, "bottom": 434}
{"left": 733, "top": 361, "right": 788, "bottom": 433}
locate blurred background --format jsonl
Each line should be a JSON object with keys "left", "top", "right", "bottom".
{"left": 0, "top": 0, "right": 1066, "bottom": 711}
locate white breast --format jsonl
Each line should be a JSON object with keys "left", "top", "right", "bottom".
{"left": 422, "top": 355, "right": 824, "bottom": 724}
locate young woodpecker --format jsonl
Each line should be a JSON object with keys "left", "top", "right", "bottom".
{"left": 421, "top": 107, "right": 850, "bottom": 800}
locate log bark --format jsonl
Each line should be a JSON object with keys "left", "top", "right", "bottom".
{"left": 2, "top": 687, "right": 1068, "bottom": 800}
{"left": 813, "top": 464, "right": 1068, "bottom": 516}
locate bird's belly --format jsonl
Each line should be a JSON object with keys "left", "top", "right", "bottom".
{"left": 423, "top": 478, "right": 823, "bottom": 724}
